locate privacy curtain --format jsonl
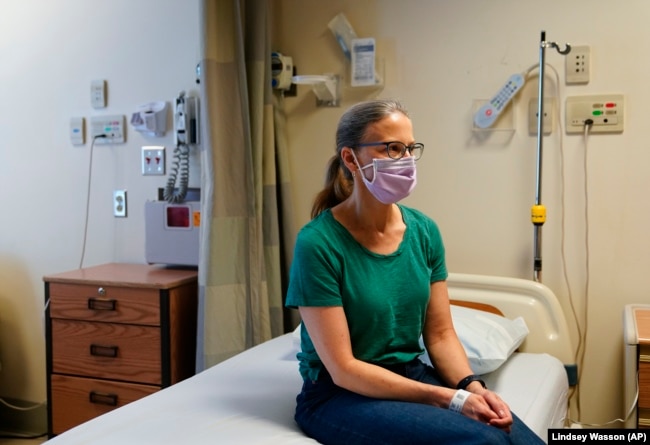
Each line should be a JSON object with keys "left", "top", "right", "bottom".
{"left": 196, "top": 0, "right": 294, "bottom": 370}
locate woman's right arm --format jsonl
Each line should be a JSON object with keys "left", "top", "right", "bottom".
{"left": 298, "top": 305, "right": 454, "bottom": 406}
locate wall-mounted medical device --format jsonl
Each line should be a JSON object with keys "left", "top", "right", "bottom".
{"left": 145, "top": 195, "right": 200, "bottom": 267}
{"left": 174, "top": 92, "right": 199, "bottom": 147}
{"left": 271, "top": 52, "right": 294, "bottom": 90}
{"left": 328, "top": 13, "right": 382, "bottom": 87}
{"left": 164, "top": 91, "right": 199, "bottom": 204}
{"left": 130, "top": 101, "right": 169, "bottom": 137}
{"left": 565, "top": 94, "right": 625, "bottom": 133}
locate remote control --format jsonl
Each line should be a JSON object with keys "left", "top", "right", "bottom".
{"left": 473, "top": 73, "right": 525, "bottom": 128}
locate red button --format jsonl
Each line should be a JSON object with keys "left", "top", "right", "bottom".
{"left": 605, "top": 102, "right": 616, "bottom": 108}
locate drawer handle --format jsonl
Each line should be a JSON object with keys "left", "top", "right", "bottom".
{"left": 89, "top": 391, "right": 118, "bottom": 406}
{"left": 87, "top": 297, "right": 117, "bottom": 311}
{"left": 90, "top": 344, "right": 119, "bottom": 358}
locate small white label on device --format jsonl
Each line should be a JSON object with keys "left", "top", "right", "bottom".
{"left": 351, "top": 38, "right": 376, "bottom": 87}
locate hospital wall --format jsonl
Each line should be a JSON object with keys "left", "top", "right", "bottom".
{"left": 0, "top": 0, "right": 201, "bottom": 427}
{"left": 274, "top": 0, "right": 649, "bottom": 427}
{"left": 0, "top": 0, "right": 642, "bottom": 432}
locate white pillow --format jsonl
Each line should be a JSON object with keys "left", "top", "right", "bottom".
{"left": 292, "top": 304, "right": 528, "bottom": 375}
{"left": 420, "top": 305, "right": 529, "bottom": 375}
{"left": 292, "top": 324, "right": 302, "bottom": 349}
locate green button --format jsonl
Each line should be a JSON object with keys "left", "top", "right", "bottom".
{"left": 592, "top": 110, "right": 603, "bottom": 116}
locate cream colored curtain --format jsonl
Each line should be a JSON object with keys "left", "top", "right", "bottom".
{"left": 196, "top": 0, "right": 293, "bottom": 370}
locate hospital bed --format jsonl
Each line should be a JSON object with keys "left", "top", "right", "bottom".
{"left": 44, "top": 272, "right": 575, "bottom": 444}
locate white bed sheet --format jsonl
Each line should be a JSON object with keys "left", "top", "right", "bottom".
{"left": 45, "top": 332, "right": 567, "bottom": 444}
{"left": 485, "top": 352, "right": 568, "bottom": 438}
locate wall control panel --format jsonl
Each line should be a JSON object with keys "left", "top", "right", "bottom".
{"left": 91, "top": 80, "right": 107, "bottom": 108}
{"left": 90, "top": 115, "right": 126, "bottom": 144}
{"left": 69, "top": 117, "right": 85, "bottom": 145}
{"left": 565, "top": 94, "right": 624, "bottom": 134}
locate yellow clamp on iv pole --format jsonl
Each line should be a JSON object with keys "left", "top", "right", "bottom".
{"left": 531, "top": 204, "right": 546, "bottom": 280}
{"left": 531, "top": 205, "right": 546, "bottom": 226}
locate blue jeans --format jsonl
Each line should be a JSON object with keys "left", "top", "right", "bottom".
{"left": 294, "top": 359, "right": 545, "bottom": 445}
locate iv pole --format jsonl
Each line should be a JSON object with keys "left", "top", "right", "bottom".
{"left": 532, "top": 31, "right": 570, "bottom": 282}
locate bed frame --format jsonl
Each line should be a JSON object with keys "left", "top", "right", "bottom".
{"left": 447, "top": 272, "right": 577, "bottom": 385}
{"left": 43, "top": 272, "right": 575, "bottom": 444}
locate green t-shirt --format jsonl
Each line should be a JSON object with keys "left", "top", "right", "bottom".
{"left": 285, "top": 205, "right": 447, "bottom": 381}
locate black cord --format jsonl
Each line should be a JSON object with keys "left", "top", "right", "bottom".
{"left": 79, "top": 134, "right": 107, "bottom": 268}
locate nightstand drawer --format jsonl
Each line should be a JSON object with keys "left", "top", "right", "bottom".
{"left": 52, "top": 319, "right": 161, "bottom": 384}
{"left": 49, "top": 283, "right": 160, "bottom": 325}
{"left": 51, "top": 374, "right": 158, "bottom": 435}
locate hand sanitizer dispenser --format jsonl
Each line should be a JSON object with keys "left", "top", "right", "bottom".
{"left": 131, "top": 101, "right": 168, "bottom": 137}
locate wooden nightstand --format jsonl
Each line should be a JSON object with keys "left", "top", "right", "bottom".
{"left": 623, "top": 304, "right": 650, "bottom": 428}
{"left": 43, "top": 263, "right": 198, "bottom": 437}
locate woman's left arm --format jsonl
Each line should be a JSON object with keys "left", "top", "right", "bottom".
{"left": 423, "top": 280, "right": 513, "bottom": 430}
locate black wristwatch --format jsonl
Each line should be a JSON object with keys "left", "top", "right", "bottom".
{"left": 456, "top": 374, "right": 487, "bottom": 390}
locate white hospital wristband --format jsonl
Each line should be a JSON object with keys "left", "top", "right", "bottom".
{"left": 449, "top": 389, "right": 471, "bottom": 413}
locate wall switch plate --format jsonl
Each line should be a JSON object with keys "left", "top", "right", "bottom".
{"left": 565, "top": 94, "right": 624, "bottom": 134}
{"left": 528, "top": 97, "right": 555, "bottom": 135}
{"left": 70, "top": 117, "right": 85, "bottom": 145}
{"left": 91, "top": 80, "right": 107, "bottom": 108}
{"left": 113, "top": 190, "right": 127, "bottom": 217}
{"left": 142, "top": 146, "right": 166, "bottom": 175}
{"left": 566, "top": 45, "right": 590, "bottom": 84}
{"left": 90, "top": 115, "right": 126, "bottom": 144}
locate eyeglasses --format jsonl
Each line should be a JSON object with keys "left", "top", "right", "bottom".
{"left": 355, "top": 141, "right": 424, "bottom": 160}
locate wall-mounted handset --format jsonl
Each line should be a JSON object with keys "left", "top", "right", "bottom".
{"left": 473, "top": 73, "right": 525, "bottom": 129}
{"left": 164, "top": 91, "right": 199, "bottom": 204}
{"left": 174, "top": 91, "right": 199, "bottom": 146}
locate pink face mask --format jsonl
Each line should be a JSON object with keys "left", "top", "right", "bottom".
{"left": 352, "top": 153, "right": 417, "bottom": 204}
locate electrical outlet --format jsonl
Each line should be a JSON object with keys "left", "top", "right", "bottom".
{"left": 566, "top": 45, "right": 590, "bottom": 84}
{"left": 142, "top": 146, "right": 166, "bottom": 175}
{"left": 565, "top": 94, "right": 624, "bottom": 134}
{"left": 113, "top": 190, "right": 127, "bottom": 217}
{"left": 528, "top": 97, "right": 555, "bottom": 135}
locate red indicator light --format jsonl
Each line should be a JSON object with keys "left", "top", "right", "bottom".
{"left": 605, "top": 102, "right": 616, "bottom": 108}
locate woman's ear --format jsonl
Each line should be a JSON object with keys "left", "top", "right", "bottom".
{"left": 340, "top": 147, "right": 358, "bottom": 173}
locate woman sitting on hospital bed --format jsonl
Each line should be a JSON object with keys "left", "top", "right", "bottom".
{"left": 285, "top": 98, "right": 544, "bottom": 445}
